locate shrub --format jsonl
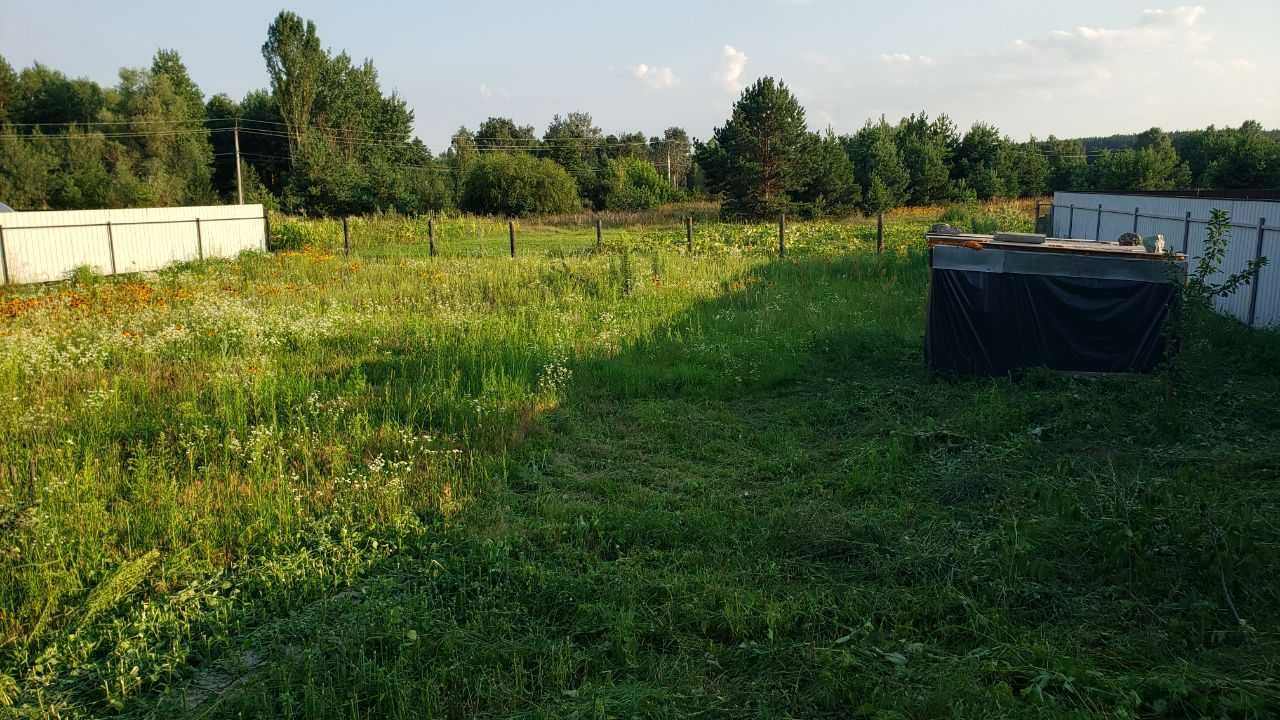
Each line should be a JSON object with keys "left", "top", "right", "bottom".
{"left": 604, "top": 157, "right": 673, "bottom": 211}
{"left": 460, "top": 153, "right": 580, "bottom": 216}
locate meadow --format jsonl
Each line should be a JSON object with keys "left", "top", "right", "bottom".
{"left": 1, "top": 203, "right": 1278, "bottom": 719}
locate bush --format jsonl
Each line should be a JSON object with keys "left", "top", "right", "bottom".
{"left": 604, "top": 157, "right": 674, "bottom": 211}
{"left": 460, "top": 153, "right": 581, "bottom": 216}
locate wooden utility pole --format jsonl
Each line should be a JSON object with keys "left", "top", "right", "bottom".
{"left": 595, "top": 218, "right": 602, "bottom": 250}
{"left": 685, "top": 216, "right": 693, "bottom": 253}
{"left": 876, "top": 212, "right": 884, "bottom": 255}
{"left": 234, "top": 120, "right": 244, "bottom": 205}
{"left": 428, "top": 218, "right": 436, "bottom": 257}
{"left": 778, "top": 214, "right": 786, "bottom": 257}
{"left": 666, "top": 148, "right": 672, "bottom": 185}
{"left": 509, "top": 220, "right": 516, "bottom": 258}
{"left": 343, "top": 217, "right": 350, "bottom": 256}
{"left": 0, "top": 226, "right": 10, "bottom": 285}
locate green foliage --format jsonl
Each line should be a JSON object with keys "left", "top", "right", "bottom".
{"left": 475, "top": 117, "right": 539, "bottom": 153}
{"left": 702, "top": 77, "right": 813, "bottom": 219}
{"left": 1090, "top": 129, "right": 1192, "bottom": 192}
{"left": 1198, "top": 121, "right": 1280, "bottom": 189}
{"left": 895, "top": 111, "right": 957, "bottom": 205}
{"left": 792, "top": 131, "right": 860, "bottom": 218}
{"left": 79, "top": 550, "right": 160, "bottom": 630}
{"left": 604, "top": 156, "right": 673, "bottom": 211}
{"left": 262, "top": 11, "right": 323, "bottom": 159}
{"left": 846, "top": 119, "right": 909, "bottom": 214}
{"left": 0, "top": 55, "right": 17, "bottom": 125}
{"left": 461, "top": 152, "right": 581, "bottom": 216}
{"left": 1187, "top": 209, "right": 1269, "bottom": 309}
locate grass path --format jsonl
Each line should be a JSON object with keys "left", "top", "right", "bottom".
{"left": 180, "top": 258, "right": 1278, "bottom": 719}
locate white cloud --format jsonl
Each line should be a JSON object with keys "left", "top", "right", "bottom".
{"left": 879, "top": 53, "right": 935, "bottom": 66}
{"left": 1140, "top": 5, "right": 1205, "bottom": 28}
{"left": 814, "top": 5, "right": 1270, "bottom": 140}
{"left": 479, "top": 83, "right": 492, "bottom": 98}
{"left": 719, "top": 45, "right": 749, "bottom": 93}
{"left": 632, "top": 63, "right": 678, "bottom": 89}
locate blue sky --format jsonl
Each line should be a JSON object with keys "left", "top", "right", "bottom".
{"left": 2, "top": 1, "right": 1277, "bottom": 149}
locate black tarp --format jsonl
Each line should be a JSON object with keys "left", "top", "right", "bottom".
{"left": 925, "top": 258, "right": 1181, "bottom": 376}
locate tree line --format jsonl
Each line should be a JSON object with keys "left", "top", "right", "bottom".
{"left": 1, "top": 10, "right": 1278, "bottom": 219}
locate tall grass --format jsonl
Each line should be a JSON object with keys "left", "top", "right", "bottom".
{"left": 1, "top": 206, "right": 1276, "bottom": 718}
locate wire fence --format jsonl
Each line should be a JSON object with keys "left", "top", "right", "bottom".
{"left": 1036, "top": 199, "right": 1278, "bottom": 328}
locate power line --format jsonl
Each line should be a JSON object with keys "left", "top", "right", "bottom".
{"left": 0, "top": 127, "right": 231, "bottom": 140}
{"left": 4, "top": 117, "right": 237, "bottom": 129}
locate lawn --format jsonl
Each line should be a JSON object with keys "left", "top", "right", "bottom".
{"left": 1, "top": 205, "right": 1277, "bottom": 718}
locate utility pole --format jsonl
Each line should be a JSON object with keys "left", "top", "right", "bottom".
{"left": 666, "top": 148, "right": 672, "bottom": 185}
{"left": 234, "top": 119, "right": 244, "bottom": 205}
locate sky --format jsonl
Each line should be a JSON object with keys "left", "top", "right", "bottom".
{"left": 2, "top": 0, "right": 1278, "bottom": 150}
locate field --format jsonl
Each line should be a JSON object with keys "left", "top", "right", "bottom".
{"left": 1, "top": 203, "right": 1278, "bottom": 719}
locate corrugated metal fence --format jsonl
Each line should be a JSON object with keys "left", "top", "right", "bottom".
{"left": 0, "top": 204, "right": 267, "bottom": 285}
{"left": 1049, "top": 192, "right": 1279, "bottom": 328}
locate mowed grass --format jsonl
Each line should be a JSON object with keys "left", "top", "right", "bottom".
{"left": 1, "top": 206, "right": 1278, "bottom": 718}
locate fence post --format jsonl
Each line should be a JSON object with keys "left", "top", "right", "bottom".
{"left": 1247, "top": 218, "right": 1266, "bottom": 327}
{"left": 195, "top": 218, "right": 204, "bottom": 260}
{"left": 1067, "top": 204, "right": 1075, "bottom": 238}
{"left": 509, "top": 220, "right": 516, "bottom": 258}
{"left": 1095, "top": 204, "right": 1103, "bottom": 241}
{"left": 1182, "top": 211, "right": 1192, "bottom": 254}
{"left": 342, "top": 217, "right": 350, "bottom": 256}
{"left": 778, "top": 213, "right": 786, "bottom": 257}
{"left": 876, "top": 212, "right": 885, "bottom": 255}
{"left": 595, "top": 218, "right": 602, "bottom": 251}
{"left": 106, "top": 221, "right": 117, "bottom": 276}
{"left": 1049, "top": 203, "right": 1055, "bottom": 237}
{"left": 685, "top": 216, "right": 693, "bottom": 253}
{"left": 262, "top": 207, "right": 271, "bottom": 252}
{"left": 428, "top": 218, "right": 436, "bottom": 257}
{"left": 1035, "top": 201, "right": 1042, "bottom": 232}
{"left": 1133, "top": 207, "right": 1140, "bottom": 234}
{"left": 0, "top": 225, "right": 8, "bottom": 285}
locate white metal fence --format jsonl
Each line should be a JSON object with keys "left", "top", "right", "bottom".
{"left": 1048, "top": 192, "right": 1280, "bottom": 328}
{"left": 0, "top": 204, "right": 267, "bottom": 285}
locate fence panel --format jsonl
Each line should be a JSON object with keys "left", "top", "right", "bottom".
{"left": 1052, "top": 192, "right": 1280, "bottom": 328}
{"left": 0, "top": 204, "right": 265, "bottom": 285}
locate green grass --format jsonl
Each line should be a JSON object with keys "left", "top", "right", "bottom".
{"left": 1, "top": 208, "right": 1278, "bottom": 718}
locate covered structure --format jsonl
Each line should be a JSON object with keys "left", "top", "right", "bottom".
{"left": 925, "top": 232, "right": 1186, "bottom": 376}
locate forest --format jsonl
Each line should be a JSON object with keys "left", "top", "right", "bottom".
{"left": 2, "top": 10, "right": 1279, "bottom": 219}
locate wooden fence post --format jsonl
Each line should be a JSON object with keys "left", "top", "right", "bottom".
{"left": 778, "top": 213, "right": 786, "bottom": 257}
{"left": 1182, "top": 211, "right": 1192, "bottom": 254}
{"left": 428, "top": 218, "right": 436, "bottom": 257}
{"left": 0, "top": 226, "right": 8, "bottom": 285}
{"left": 1095, "top": 204, "right": 1103, "bottom": 241}
{"left": 1067, "top": 204, "right": 1075, "bottom": 238}
{"left": 1247, "top": 218, "right": 1267, "bottom": 327}
{"left": 1035, "top": 201, "right": 1042, "bottom": 232}
{"left": 342, "top": 217, "right": 350, "bottom": 256}
{"left": 195, "top": 218, "right": 204, "bottom": 260}
{"left": 685, "top": 216, "right": 693, "bottom": 253}
{"left": 509, "top": 220, "right": 516, "bottom": 258}
{"left": 1133, "top": 207, "right": 1140, "bottom": 234}
{"left": 596, "top": 218, "right": 602, "bottom": 250}
{"left": 106, "top": 221, "right": 117, "bottom": 275}
{"left": 876, "top": 212, "right": 885, "bottom": 255}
